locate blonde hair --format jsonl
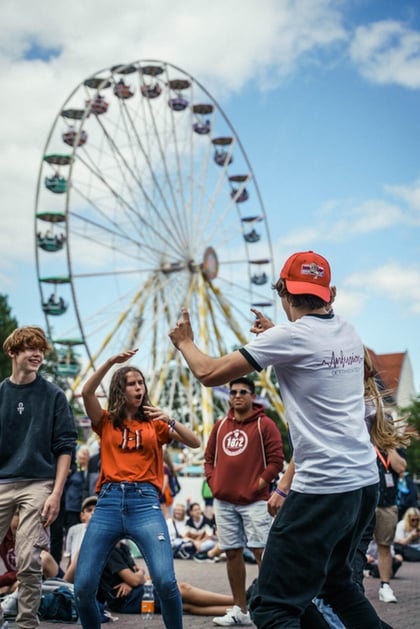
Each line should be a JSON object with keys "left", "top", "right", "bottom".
{"left": 364, "top": 346, "right": 410, "bottom": 451}
{"left": 401, "top": 507, "right": 420, "bottom": 533}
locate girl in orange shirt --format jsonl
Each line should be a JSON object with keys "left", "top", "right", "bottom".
{"left": 74, "top": 349, "right": 200, "bottom": 629}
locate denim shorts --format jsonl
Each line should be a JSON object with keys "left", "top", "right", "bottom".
{"left": 213, "top": 498, "right": 272, "bottom": 550}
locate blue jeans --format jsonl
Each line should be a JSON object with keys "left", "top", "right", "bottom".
{"left": 251, "top": 484, "right": 382, "bottom": 629}
{"left": 74, "top": 482, "right": 182, "bottom": 628}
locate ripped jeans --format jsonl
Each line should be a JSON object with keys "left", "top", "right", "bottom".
{"left": 74, "top": 481, "right": 182, "bottom": 629}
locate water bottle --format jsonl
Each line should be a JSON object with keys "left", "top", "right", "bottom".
{"left": 141, "top": 575, "right": 155, "bottom": 620}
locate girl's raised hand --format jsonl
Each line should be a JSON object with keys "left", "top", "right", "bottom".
{"left": 109, "top": 349, "right": 138, "bottom": 365}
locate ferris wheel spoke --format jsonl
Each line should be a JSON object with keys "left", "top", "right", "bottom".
{"left": 84, "top": 116, "right": 188, "bottom": 246}
{"left": 71, "top": 155, "right": 186, "bottom": 259}
{"left": 69, "top": 208, "right": 183, "bottom": 266}
{"left": 115, "top": 99, "right": 190, "bottom": 246}
{"left": 138, "top": 79, "right": 190, "bottom": 247}
{"left": 193, "top": 139, "right": 239, "bottom": 243}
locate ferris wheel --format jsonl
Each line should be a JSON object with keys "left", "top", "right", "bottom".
{"left": 34, "top": 59, "right": 285, "bottom": 441}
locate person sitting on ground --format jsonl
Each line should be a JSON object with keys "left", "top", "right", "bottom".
{"left": 166, "top": 503, "right": 194, "bottom": 559}
{"left": 183, "top": 502, "right": 217, "bottom": 555}
{"left": 0, "top": 508, "right": 64, "bottom": 619}
{"left": 193, "top": 538, "right": 225, "bottom": 563}
{"left": 393, "top": 507, "right": 420, "bottom": 562}
{"left": 64, "top": 539, "right": 234, "bottom": 616}
{"left": 365, "top": 539, "right": 403, "bottom": 578}
{"left": 64, "top": 496, "right": 97, "bottom": 566}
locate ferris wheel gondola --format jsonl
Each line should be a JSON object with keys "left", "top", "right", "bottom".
{"left": 34, "top": 59, "right": 285, "bottom": 441}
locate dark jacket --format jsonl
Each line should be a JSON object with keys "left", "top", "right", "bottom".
{"left": 0, "top": 375, "right": 77, "bottom": 480}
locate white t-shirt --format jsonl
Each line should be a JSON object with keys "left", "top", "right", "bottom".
{"left": 64, "top": 522, "right": 87, "bottom": 559}
{"left": 394, "top": 520, "right": 409, "bottom": 542}
{"left": 166, "top": 517, "right": 188, "bottom": 543}
{"left": 241, "top": 313, "right": 378, "bottom": 493}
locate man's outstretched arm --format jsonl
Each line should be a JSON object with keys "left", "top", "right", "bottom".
{"left": 169, "top": 308, "right": 252, "bottom": 386}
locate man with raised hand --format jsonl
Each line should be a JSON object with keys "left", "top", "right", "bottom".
{"left": 169, "top": 251, "right": 382, "bottom": 629}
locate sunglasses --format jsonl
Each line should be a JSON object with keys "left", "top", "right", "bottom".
{"left": 229, "top": 388, "right": 252, "bottom": 396}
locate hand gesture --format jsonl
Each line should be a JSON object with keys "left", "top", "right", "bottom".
{"left": 169, "top": 308, "right": 194, "bottom": 348}
{"left": 108, "top": 349, "right": 138, "bottom": 365}
{"left": 143, "top": 405, "right": 169, "bottom": 423}
{"left": 250, "top": 308, "right": 274, "bottom": 335}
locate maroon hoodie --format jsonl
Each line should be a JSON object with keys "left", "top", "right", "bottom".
{"left": 204, "top": 404, "right": 284, "bottom": 505}
{"left": 0, "top": 528, "right": 16, "bottom": 588}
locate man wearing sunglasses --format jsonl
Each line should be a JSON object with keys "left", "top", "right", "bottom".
{"left": 203, "top": 376, "right": 284, "bottom": 626}
{"left": 169, "top": 250, "right": 382, "bottom": 629}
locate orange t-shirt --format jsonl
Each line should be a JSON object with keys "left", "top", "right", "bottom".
{"left": 93, "top": 410, "right": 171, "bottom": 493}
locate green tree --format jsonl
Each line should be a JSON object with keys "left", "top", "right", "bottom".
{"left": 0, "top": 294, "right": 18, "bottom": 380}
{"left": 401, "top": 395, "right": 420, "bottom": 476}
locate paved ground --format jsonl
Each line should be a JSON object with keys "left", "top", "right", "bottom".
{"left": 6, "top": 557, "right": 420, "bottom": 628}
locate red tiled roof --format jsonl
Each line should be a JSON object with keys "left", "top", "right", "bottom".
{"left": 367, "top": 348, "right": 405, "bottom": 399}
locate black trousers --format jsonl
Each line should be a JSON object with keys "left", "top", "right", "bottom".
{"left": 250, "top": 484, "right": 383, "bottom": 629}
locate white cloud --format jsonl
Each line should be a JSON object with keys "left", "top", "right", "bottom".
{"left": 0, "top": 0, "right": 348, "bottom": 265}
{"left": 385, "top": 179, "right": 420, "bottom": 221}
{"left": 350, "top": 19, "right": 420, "bottom": 88}
{"left": 321, "top": 199, "right": 404, "bottom": 239}
{"left": 333, "top": 288, "right": 366, "bottom": 319}
{"left": 345, "top": 261, "right": 420, "bottom": 315}
{"left": 276, "top": 196, "right": 405, "bottom": 249}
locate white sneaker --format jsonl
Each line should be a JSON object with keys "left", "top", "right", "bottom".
{"left": 379, "top": 583, "right": 397, "bottom": 603}
{"left": 0, "top": 621, "right": 9, "bottom": 629}
{"left": 213, "top": 605, "right": 252, "bottom": 626}
{"left": 1, "top": 591, "right": 18, "bottom": 618}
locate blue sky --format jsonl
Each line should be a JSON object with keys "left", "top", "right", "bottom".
{"left": 0, "top": 0, "right": 419, "bottom": 396}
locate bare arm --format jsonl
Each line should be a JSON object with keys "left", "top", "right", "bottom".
{"left": 395, "top": 528, "right": 420, "bottom": 545}
{"left": 41, "top": 453, "right": 72, "bottom": 526}
{"left": 169, "top": 309, "right": 253, "bottom": 386}
{"left": 267, "top": 458, "right": 295, "bottom": 517}
{"left": 63, "top": 549, "right": 79, "bottom": 583}
{"left": 82, "top": 349, "right": 138, "bottom": 426}
{"left": 389, "top": 449, "right": 407, "bottom": 475}
{"left": 143, "top": 405, "right": 201, "bottom": 448}
{"left": 112, "top": 565, "right": 146, "bottom": 598}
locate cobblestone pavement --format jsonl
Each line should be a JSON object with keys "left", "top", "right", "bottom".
{"left": 8, "top": 557, "right": 420, "bottom": 628}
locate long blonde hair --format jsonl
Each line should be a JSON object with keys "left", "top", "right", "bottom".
{"left": 401, "top": 507, "right": 420, "bottom": 533}
{"left": 364, "top": 346, "right": 410, "bottom": 451}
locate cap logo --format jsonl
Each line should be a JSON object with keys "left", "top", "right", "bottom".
{"left": 301, "top": 263, "right": 324, "bottom": 280}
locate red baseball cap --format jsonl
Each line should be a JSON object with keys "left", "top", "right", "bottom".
{"left": 280, "top": 251, "right": 331, "bottom": 302}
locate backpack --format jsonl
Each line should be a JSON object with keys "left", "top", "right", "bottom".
{"left": 169, "top": 474, "right": 181, "bottom": 497}
{"left": 173, "top": 539, "right": 196, "bottom": 559}
{"left": 38, "top": 583, "right": 79, "bottom": 623}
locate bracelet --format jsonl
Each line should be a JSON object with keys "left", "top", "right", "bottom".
{"left": 275, "top": 488, "right": 288, "bottom": 499}
{"left": 168, "top": 418, "right": 176, "bottom": 432}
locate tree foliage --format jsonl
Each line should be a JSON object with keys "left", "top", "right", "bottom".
{"left": 401, "top": 395, "right": 420, "bottom": 476}
{"left": 0, "top": 294, "right": 18, "bottom": 380}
